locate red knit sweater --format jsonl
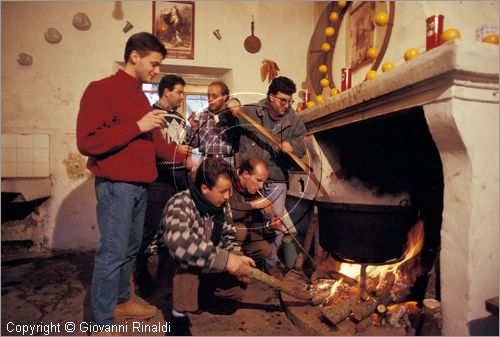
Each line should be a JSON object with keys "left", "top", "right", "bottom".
{"left": 77, "top": 70, "right": 178, "bottom": 183}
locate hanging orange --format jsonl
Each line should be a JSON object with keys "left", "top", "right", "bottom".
{"left": 329, "top": 11, "right": 339, "bottom": 22}
{"left": 306, "top": 101, "right": 316, "bottom": 108}
{"left": 366, "top": 47, "right": 379, "bottom": 60}
{"left": 365, "top": 70, "right": 378, "bottom": 80}
{"left": 320, "top": 78, "right": 330, "bottom": 88}
{"left": 330, "top": 88, "right": 339, "bottom": 96}
{"left": 324, "top": 27, "right": 335, "bottom": 37}
{"left": 318, "top": 64, "right": 328, "bottom": 73}
{"left": 337, "top": 1, "right": 347, "bottom": 8}
{"left": 315, "top": 95, "right": 325, "bottom": 103}
{"left": 321, "top": 43, "right": 331, "bottom": 52}
{"left": 374, "top": 12, "right": 389, "bottom": 26}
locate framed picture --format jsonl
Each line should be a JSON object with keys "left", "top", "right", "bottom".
{"left": 152, "top": 1, "right": 195, "bottom": 59}
{"left": 348, "top": 1, "right": 375, "bottom": 72}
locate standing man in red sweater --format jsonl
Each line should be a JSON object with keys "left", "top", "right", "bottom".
{"left": 77, "top": 32, "right": 190, "bottom": 333}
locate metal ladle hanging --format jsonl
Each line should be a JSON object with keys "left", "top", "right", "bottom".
{"left": 244, "top": 15, "right": 261, "bottom": 53}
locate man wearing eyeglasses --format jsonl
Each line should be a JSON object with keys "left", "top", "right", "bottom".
{"left": 235, "top": 76, "right": 307, "bottom": 280}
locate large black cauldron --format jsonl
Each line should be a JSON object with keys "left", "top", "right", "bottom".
{"left": 317, "top": 201, "right": 418, "bottom": 264}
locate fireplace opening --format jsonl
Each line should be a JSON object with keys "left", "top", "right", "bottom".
{"left": 313, "top": 106, "right": 444, "bottom": 305}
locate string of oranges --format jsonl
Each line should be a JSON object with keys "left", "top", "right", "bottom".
{"left": 309, "top": 4, "right": 498, "bottom": 108}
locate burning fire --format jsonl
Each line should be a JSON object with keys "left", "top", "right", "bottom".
{"left": 329, "top": 219, "right": 424, "bottom": 298}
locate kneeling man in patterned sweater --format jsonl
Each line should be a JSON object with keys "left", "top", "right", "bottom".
{"left": 159, "top": 157, "right": 255, "bottom": 335}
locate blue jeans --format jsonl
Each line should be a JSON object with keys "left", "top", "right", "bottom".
{"left": 262, "top": 182, "right": 287, "bottom": 268}
{"left": 91, "top": 177, "right": 147, "bottom": 327}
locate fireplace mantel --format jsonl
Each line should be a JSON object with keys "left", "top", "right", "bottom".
{"left": 300, "top": 40, "right": 498, "bottom": 133}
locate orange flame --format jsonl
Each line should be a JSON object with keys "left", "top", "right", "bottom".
{"left": 337, "top": 219, "right": 425, "bottom": 282}
{"left": 329, "top": 278, "right": 344, "bottom": 297}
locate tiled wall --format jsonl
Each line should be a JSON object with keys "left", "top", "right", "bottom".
{"left": 2, "top": 134, "right": 50, "bottom": 177}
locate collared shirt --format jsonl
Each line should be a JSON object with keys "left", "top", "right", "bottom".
{"left": 188, "top": 107, "right": 234, "bottom": 156}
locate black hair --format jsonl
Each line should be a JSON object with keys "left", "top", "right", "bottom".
{"left": 124, "top": 32, "right": 167, "bottom": 62}
{"left": 238, "top": 158, "right": 266, "bottom": 176}
{"left": 209, "top": 80, "right": 230, "bottom": 102}
{"left": 158, "top": 74, "right": 186, "bottom": 97}
{"left": 195, "top": 158, "right": 233, "bottom": 189}
{"left": 267, "top": 76, "right": 296, "bottom": 96}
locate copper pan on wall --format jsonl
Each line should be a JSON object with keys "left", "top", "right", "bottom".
{"left": 244, "top": 18, "right": 261, "bottom": 53}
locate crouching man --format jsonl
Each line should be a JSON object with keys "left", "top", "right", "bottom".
{"left": 231, "top": 158, "right": 283, "bottom": 267}
{"left": 160, "top": 157, "right": 255, "bottom": 335}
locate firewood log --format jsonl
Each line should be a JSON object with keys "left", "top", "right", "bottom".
{"left": 419, "top": 299, "right": 442, "bottom": 336}
{"left": 311, "top": 269, "right": 358, "bottom": 286}
{"left": 322, "top": 296, "right": 357, "bottom": 325}
{"left": 376, "top": 272, "right": 396, "bottom": 306}
{"left": 366, "top": 275, "right": 380, "bottom": 295}
{"left": 352, "top": 297, "right": 378, "bottom": 321}
{"left": 354, "top": 315, "right": 373, "bottom": 333}
{"left": 311, "top": 288, "right": 331, "bottom": 306}
{"left": 244, "top": 267, "right": 311, "bottom": 301}
{"left": 386, "top": 301, "right": 420, "bottom": 329}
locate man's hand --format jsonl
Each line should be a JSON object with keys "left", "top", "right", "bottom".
{"left": 176, "top": 144, "right": 192, "bottom": 168}
{"left": 188, "top": 113, "right": 200, "bottom": 130}
{"left": 184, "top": 155, "right": 193, "bottom": 170}
{"left": 268, "top": 215, "right": 283, "bottom": 230}
{"left": 137, "top": 109, "right": 167, "bottom": 133}
{"left": 177, "top": 144, "right": 192, "bottom": 157}
{"left": 226, "top": 253, "right": 255, "bottom": 283}
{"left": 250, "top": 197, "right": 273, "bottom": 214}
{"left": 227, "top": 99, "right": 241, "bottom": 117}
{"left": 280, "top": 141, "right": 294, "bottom": 154}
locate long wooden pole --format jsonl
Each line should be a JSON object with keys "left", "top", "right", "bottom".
{"left": 245, "top": 266, "right": 312, "bottom": 301}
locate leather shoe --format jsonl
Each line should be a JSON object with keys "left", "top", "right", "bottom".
{"left": 114, "top": 299, "right": 159, "bottom": 320}
{"left": 169, "top": 316, "right": 192, "bottom": 336}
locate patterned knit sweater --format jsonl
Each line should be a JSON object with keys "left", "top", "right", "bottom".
{"left": 160, "top": 189, "right": 242, "bottom": 272}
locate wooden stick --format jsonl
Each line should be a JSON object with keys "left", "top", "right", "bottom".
{"left": 359, "top": 264, "right": 368, "bottom": 301}
{"left": 294, "top": 216, "right": 318, "bottom": 270}
{"left": 245, "top": 266, "right": 311, "bottom": 301}
{"left": 256, "top": 190, "right": 316, "bottom": 267}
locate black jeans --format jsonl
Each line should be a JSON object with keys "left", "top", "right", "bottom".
{"left": 135, "top": 168, "right": 190, "bottom": 289}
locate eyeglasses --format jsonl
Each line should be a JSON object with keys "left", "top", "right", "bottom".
{"left": 272, "top": 95, "right": 294, "bottom": 106}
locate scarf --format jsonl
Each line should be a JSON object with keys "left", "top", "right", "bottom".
{"left": 190, "top": 184, "right": 225, "bottom": 246}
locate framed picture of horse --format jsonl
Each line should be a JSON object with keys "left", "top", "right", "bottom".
{"left": 152, "top": 1, "right": 195, "bottom": 59}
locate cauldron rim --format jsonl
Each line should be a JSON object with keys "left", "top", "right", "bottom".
{"left": 315, "top": 200, "right": 412, "bottom": 213}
